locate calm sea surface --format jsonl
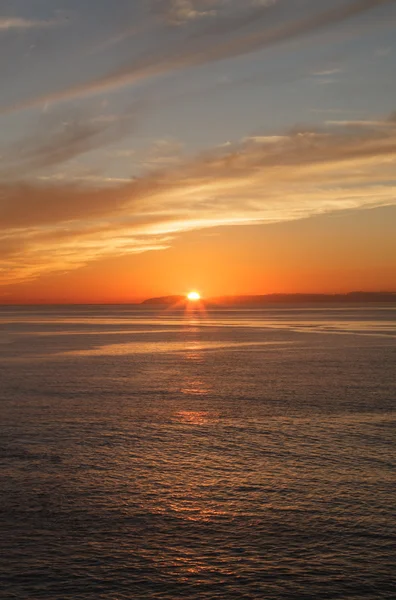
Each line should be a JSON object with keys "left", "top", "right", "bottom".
{"left": 0, "top": 305, "right": 395, "bottom": 599}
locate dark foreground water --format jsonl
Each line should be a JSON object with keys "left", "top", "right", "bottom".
{"left": 0, "top": 305, "right": 395, "bottom": 599}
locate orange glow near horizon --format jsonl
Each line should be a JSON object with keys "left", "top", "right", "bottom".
{"left": 1, "top": 207, "right": 396, "bottom": 304}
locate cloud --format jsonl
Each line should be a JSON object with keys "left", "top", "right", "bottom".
{"left": 140, "top": 138, "right": 184, "bottom": 170}
{"left": 153, "top": 0, "right": 277, "bottom": 27}
{"left": 325, "top": 114, "right": 396, "bottom": 128}
{"left": 2, "top": 0, "right": 394, "bottom": 114}
{"left": 94, "top": 0, "right": 276, "bottom": 53}
{"left": 312, "top": 68, "right": 343, "bottom": 76}
{"left": 0, "top": 105, "right": 141, "bottom": 178}
{"left": 152, "top": 0, "right": 218, "bottom": 25}
{"left": 1, "top": 114, "right": 396, "bottom": 285}
{"left": 0, "top": 16, "right": 62, "bottom": 31}
{"left": 186, "top": 0, "right": 280, "bottom": 36}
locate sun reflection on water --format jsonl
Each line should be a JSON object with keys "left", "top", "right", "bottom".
{"left": 180, "top": 381, "right": 210, "bottom": 395}
{"left": 173, "top": 410, "right": 219, "bottom": 425}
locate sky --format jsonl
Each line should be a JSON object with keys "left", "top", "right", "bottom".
{"left": 0, "top": 0, "right": 396, "bottom": 303}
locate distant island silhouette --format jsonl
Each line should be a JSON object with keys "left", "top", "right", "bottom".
{"left": 142, "top": 292, "right": 396, "bottom": 306}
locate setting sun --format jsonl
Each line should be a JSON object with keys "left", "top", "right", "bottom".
{"left": 187, "top": 291, "right": 201, "bottom": 301}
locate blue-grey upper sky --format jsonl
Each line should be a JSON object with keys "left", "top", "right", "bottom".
{"left": 1, "top": 0, "right": 396, "bottom": 296}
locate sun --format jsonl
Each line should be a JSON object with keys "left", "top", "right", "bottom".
{"left": 187, "top": 291, "right": 201, "bottom": 302}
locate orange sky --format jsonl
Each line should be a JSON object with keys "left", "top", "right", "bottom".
{"left": 2, "top": 206, "right": 395, "bottom": 304}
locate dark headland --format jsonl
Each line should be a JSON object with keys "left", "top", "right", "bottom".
{"left": 142, "top": 292, "right": 396, "bottom": 306}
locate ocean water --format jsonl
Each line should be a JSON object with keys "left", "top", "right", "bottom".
{"left": 0, "top": 305, "right": 395, "bottom": 600}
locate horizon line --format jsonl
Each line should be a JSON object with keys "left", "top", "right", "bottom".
{"left": 1, "top": 291, "right": 396, "bottom": 307}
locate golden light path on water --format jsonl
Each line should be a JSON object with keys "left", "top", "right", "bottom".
{"left": 1, "top": 304, "right": 395, "bottom": 599}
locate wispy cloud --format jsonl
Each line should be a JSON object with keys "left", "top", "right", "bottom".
{"left": 326, "top": 114, "right": 396, "bottom": 127}
{"left": 2, "top": 0, "right": 393, "bottom": 114}
{"left": 153, "top": 0, "right": 277, "bottom": 27}
{"left": 0, "top": 16, "right": 62, "bottom": 31}
{"left": 153, "top": 0, "right": 218, "bottom": 25}
{"left": 0, "top": 105, "right": 141, "bottom": 178}
{"left": 1, "top": 114, "right": 396, "bottom": 285}
{"left": 140, "top": 138, "right": 184, "bottom": 170}
{"left": 312, "top": 67, "right": 343, "bottom": 76}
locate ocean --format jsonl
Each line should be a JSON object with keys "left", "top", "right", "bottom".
{"left": 0, "top": 305, "right": 395, "bottom": 599}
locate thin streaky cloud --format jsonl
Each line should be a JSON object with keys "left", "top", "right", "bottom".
{"left": 153, "top": 0, "right": 218, "bottom": 25}
{"left": 0, "top": 103, "right": 143, "bottom": 177}
{"left": 1, "top": 116, "right": 396, "bottom": 285}
{"left": 91, "top": 21, "right": 148, "bottom": 54}
{"left": 312, "top": 68, "right": 343, "bottom": 76}
{"left": 0, "top": 16, "right": 61, "bottom": 30}
{"left": 1, "top": 0, "right": 394, "bottom": 114}
{"left": 2, "top": 117, "right": 396, "bottom": 228}
{"left": 326, "top": 119, "right": 396, "bottom": 127}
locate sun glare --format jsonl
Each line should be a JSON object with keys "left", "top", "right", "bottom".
{"left": 187, "top": 291, "right": 201, "bottom": 301}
